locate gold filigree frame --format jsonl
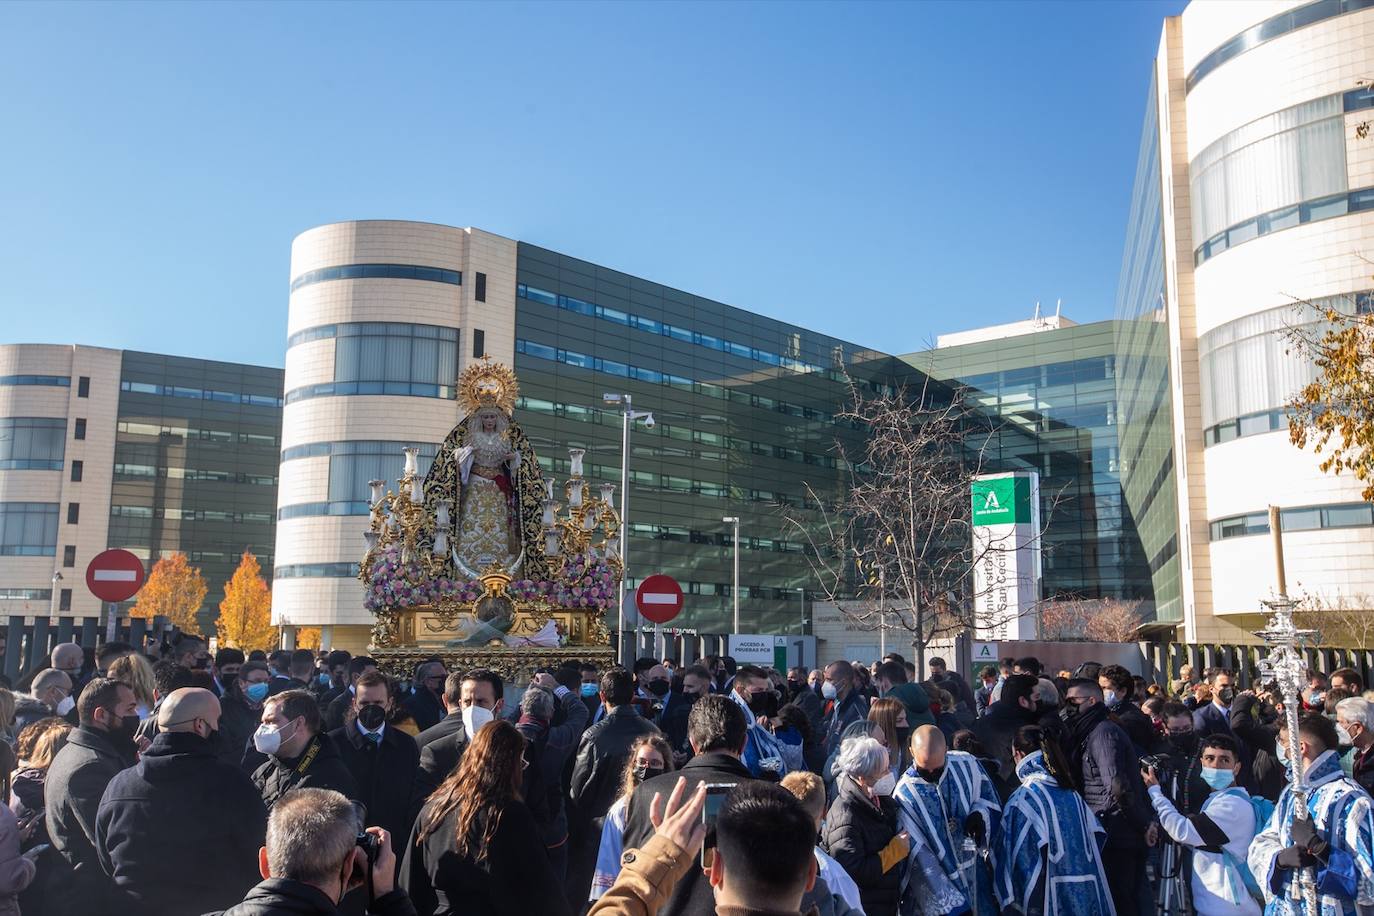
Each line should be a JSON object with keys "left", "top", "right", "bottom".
{"left": 458, "top": 356, "right": 519, "bottom": 415}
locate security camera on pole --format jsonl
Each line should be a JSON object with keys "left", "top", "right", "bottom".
{"left": 603, "top": 392, "right": 655, "bottom": 664}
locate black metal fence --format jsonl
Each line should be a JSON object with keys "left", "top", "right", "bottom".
{"left": 1, "top": 614, "right": 175, "bottom": 685}
{"left": 1142, "top": 640, "right": 1374, "bottom": 689}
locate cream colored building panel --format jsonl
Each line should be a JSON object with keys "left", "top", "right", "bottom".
{"left": 1184, "top": 8, "right": 1374, "bottom": 157}
{"left": 0, "top": 473, "right": 64, "bottom": 503}
{"left": 283, "top": 338, "right": 336, "bottom": 387}
{"left": 1210, "top": 528, "right": 1374, "bottom": 615}
{"left": 1203, "top": 433, "right": 1369, "bottom": 520}
{"left": 286, "top": 283, "right": 464, "bottom": 337}
{"left": 276, "top": 456, "right": 330, "bottom": 507}
{"left": 273, "top": 516, "right": 363, "bottom": 566}
{"left": 290, "top": 221, "right": 468, "bottom": 279}
{"left": 272, "top": 578, "right": 372, "bottom": 627}
{"left": 280, "top": 398, "right": 461, "bottom": 450}
{"left": 1179, "top": 0, "right": 1304, "bottom": 73}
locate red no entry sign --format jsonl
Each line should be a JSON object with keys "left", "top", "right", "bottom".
{"left": 86, "top": 549, "right": 146, "bottom": 603}
{"left": 636, "top": 574, "right": 684, "bottom": 624}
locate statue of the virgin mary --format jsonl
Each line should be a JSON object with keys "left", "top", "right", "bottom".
{"left": 422, "top": 358, "right": 551, "bottom": 582}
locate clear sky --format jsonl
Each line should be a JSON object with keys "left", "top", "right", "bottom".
{"left": 0, "top": 0, "right": 1187, "bottom": 367}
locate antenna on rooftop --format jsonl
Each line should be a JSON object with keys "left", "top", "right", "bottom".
{"left": 1055, "top": 299, "right": 1062, "bottom": 320}
{"left": 1033, "top": 301, "right": 1041, "bottom": 322}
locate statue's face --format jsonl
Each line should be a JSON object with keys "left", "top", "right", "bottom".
{"left": 482, "top": 413, "right": 497, "bottom": 431}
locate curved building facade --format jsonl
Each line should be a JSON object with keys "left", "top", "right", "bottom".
{"left": 1118, "top": 0, "right": 1374, "bottom": 641}
{"left": 276, "top": 221, "right": 517, "bottom": 649}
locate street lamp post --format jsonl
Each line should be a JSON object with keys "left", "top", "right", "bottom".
{"left": 797, "top": 586, "right": 806, "bottom": 635}
{"left": 50, "top": 570, "right": 63, "bottom": 618}
{"left": 722, "top": 516, "right": 740, "bottom": 633}
{"left": 604, "top": 393, "right": 655, "bottom": 666}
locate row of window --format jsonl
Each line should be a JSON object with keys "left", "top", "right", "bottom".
{"left": 1186, "top": 0, "right": 1374, "bottom": 93}
{"left": 110, "top": 505, "right": 274, "bottom": 524}
{"left": 1194, "top": 188, "right": 1374, "bottom": 266}
{"left": 1209, "top": 501, "right": 1374, "bottom": 541}
{"left": 120, "top": 380, "right": 283, "bottom": 408}
{"left": 118, "top": 421, "right": 277, "bottom": 448}
{"left": 517, "top": 395, "right": 842, "bottom": 469}
{"left": 517, "top": 283, "right": 830, "bottom": 375}
{"left": 285, "top": 380, "right": 456, "bottom": 404}
{"left": 278, "top": 501, "right": 371, "bottom": 520}
{"left": 0, "top": 375, "right": 68, "bottom": 387}
{"left": 274, "top": 562, "right": 357, "bottom": 579}
{"left": 516, "top": 340, "right": 846, "bottom": 425}
{"left": 0, "top": 417, "right": 66, "bottom": 470}
{"left": 290, "top": 263, "right": 461, "bottom": 293}
{"left": 114, "top": 464, "right": 278, "bottom": 486}
{"left": 0, "top": 588, "right": 52, "bottom": 602}
{"left": 120, "top": 545, "right": 271, "bottom": 567}
{"left": 1204, "top": 408, "right": 1292, "bottom": 446}
{"left": 280, "top": 440, "right": 440, "bottom": 463}
{"left": 0, "top": 502, "right": 58, "bottom": 556}
{"left": 953, "top": 357, "right": 1117, "bottom": 395}
{"left": 287, "top": 321, "right": 459, "bottom": 349}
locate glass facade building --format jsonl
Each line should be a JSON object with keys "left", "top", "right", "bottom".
{"left": 512, "top": 242, "right": 901, "bottom": 635}
{"left": 907, "top": 321, "right": 1159, "bottom": 618}
{"left": 108, "top": 352, "right": 283, "bottom": 630}
{"left": 1113, "top": 71, "right": 1182, "bottom": 627}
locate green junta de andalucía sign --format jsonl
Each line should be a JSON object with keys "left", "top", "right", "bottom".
{"left": 971, "top": 474, "right": 1035, "bottom": 527}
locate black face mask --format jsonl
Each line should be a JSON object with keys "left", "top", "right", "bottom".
{"left": 747, "top": 691, "right": 778, "bottom": 718}
{"left": 357, "top": 704, "right": 387, "bottom": 730}
{"left": 220, "top": 672, "right": 239, "bottom": 692}
{"left": 1059, "top": 702, "right": 1081, "bottom": 723}
{"left": 105, "top": 711, "right": 141, "bottom": 749}
{"left": 916, "top": 765, "right": 945, "bottom": 783}
{"left": 1216, "top": 686, "right": 1235, "bottom": 705}
{"left": 1166, "top": 732, "right": 1197, "bottom": 755}
{"left": 632, "top": 763, "right": 665, "bottom": 784}
{"left": 647, "top": 679, "right": 670, "bottom": 698}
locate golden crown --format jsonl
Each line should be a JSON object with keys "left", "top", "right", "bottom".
{"left": 458, "top": 357, "right": 519, "bottom": 415}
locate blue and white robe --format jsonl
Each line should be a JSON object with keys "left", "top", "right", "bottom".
{"left": 991, "top": 751, "right": 1114, "bottom": 916}
{"left": 894, "top": 750, "right": 1001, "bottom": 916}
{"left": 727, "top": 689, "right": 788, "bottom": 779}
{"left": 1248, "top": 749, "right": 1374, "bottom": 916}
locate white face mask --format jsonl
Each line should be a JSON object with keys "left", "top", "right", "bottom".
{"left": 872, "top": 772, "right": 897, "bottom": 796}
{"left": 1338, "top": 724, "right": 1354, "bottom": 746}
{"left": 55, "top": 695, "right": 75, "bottom": 716}
{"left": 253, "top": 719, "right": 297, "bottom": 756}
{"left": 463, "top": 704, "right": 495, "bottom": 740}
{"left": 821, "top": 682, "right": 838, "bottom": 701}
{"left": 1276, "top": 739, "right": 1289, "bottom": 764}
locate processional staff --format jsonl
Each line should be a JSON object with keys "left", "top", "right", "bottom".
{"left": 1256, "top": 504, "right": 1319, "bottom": 915}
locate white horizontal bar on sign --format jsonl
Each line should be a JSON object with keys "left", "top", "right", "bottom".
{"left": 92, "top": 570, "right": 138, "bottom": 581}
{"left": 641, "top": 593, "right": 678, "bottom": 604}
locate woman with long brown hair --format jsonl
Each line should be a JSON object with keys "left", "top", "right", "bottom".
{"left": 401, "top": 718, "right": 572, "bottom": 916}
{"left": 868, "top": 697, "right": 910, "bottom": 781}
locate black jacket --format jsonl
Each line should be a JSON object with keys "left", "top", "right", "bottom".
{"left": 969, "top": 700, "right": 1039, "bottom": 797}
{"left": 221, "top": 691, "right": 264, "bottom": 770}
{"left": 96, "top": 731, "right": 267, "bottom": 916}
{"left": 42, "top": 725, "right": 137, "bottom": 914}
{"left": 1107, "top": 699, "right": 1160, "bottom": 755}
{"left": 329, "top": 723, "right": 420, "bottom": 847}
{"left": 210, "top": 878, "right": 418, "bottom": 916}
{"left": 403, "top": 689, "right": 444, "bottom": 733}
{"left": 570, "top": 705, "right": 661, "bottom": 823}
{"left": 513, "top": 689, "right": 589, "bottom": 847}
{"left": 418, "top": 729, "right": 467, "bottom": 797}
{"left": 252, "top": 732, "right": 361, "bottom": 810}
{"left": 622, "top": 752, "right": 757, "bottom": 916}
{"left": 1229, "top": 692, "right": 1284, "bottom": 801}
{"left": 415, "top": 711, "right": 463, "bottom": 751}
{"left": 821, "top": 775, "right": 902, "bottom": 916}
{"left": 1064, "top": 704, "right": 1151, "bottom": 848}
{"left": 400, "top": 796, "right": 573, "bottom": 916}
{"left": 325, "top": 691, "right": 353, "bottom": 732}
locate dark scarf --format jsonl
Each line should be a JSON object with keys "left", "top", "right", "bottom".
{"left": 1065, "top": 700, "right": 1109, "bottom": 751}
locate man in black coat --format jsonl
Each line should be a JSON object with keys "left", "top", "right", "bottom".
{"left": 657, "top": 666, "right": 710, "bottom": 764}
{"left": 969, "top": 673, "right": 1041, "bottom": 797}
{"left": 252, "top": 689, "right": 359, "bottom": 811}
{"left": 621, "top": 694, "right": 756, "bottom": 916}
{"left": 212, "top": 787, "right": 418, "bottom": 916}
{"left": 221, "top": 661, "right": 273, "bottom": 770}
{"left": 514, "top": 676, "right": 589, "bottom": 883}
{"left": 401, "top": 660, "right": 446, "bottom": 733}
{"left": 567, "top": 667, "right": 660, "bottom": 899}
{"left": 416, "top": 668, "right": 504, "bottom": 795}
{"left": 325, "top": 656, "right": 379, "bottom": 732}
{"left": 1062, "top": 678, "right": 1152, "bottom": 916}
{"left": 413, "top": 670, "right": 466, "bottom": 751}
{"left": 96, "top": 687, "right": 267, "bottom": 916}
{"left": 314, "top": 649, "right": 353, "bottom": 713}
{"left": 329, "top": 671, "right": 420, "bottom": 850}
{"left": 42, "top": 677, "right": 140, "bottom": 914}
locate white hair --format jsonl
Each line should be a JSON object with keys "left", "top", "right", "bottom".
{"left": 1338, "top": 696, "right": 1374, "bottom": 730}
{"left": 520, "top": 685, "right": 554, "bottom": 719}
{"left": 835, "top": 736, "right": 888, "bottom": 780}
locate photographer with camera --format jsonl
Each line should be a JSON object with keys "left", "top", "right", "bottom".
{"left": 211, "top": 787, "right": 416, "bottom": 916}
{"left": 1143, "top": 734, "right": 1262, "bottom": 916}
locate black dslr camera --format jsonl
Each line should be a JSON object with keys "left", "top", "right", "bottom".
{"left": 351, "top": 802, "right": 380, "bottom": 866}
{"left": 1140, "top": 753, "right": 1173, "bottom": 781}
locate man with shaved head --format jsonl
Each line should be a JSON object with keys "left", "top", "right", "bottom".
{"left": 18, "top": 666, "right": 75, "bottom": 729}
{"left": 96, "top": 687, "right": 267, "bottom": 916}
{"left": 893, "top": 724, "right": 1002, "bottom": 914}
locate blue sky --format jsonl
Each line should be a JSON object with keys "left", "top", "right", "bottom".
{"left": 0, "top": 0, "right": 1187, "bottom": 367}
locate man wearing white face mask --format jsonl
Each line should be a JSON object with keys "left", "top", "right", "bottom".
{"left": 251, "top": 689, "right": 358, "bottom": 811}
{"left": 19, "top": 667, "right": 76, "bottom": 729}
{"left": 1144, "top": 733, "right": 1262, "bottom": 916}
{"left": 417, "top": 668, "right": 504, "bottom": 793}
{"left": 1337, "top": 696, "right": 1374, "bottom": 795}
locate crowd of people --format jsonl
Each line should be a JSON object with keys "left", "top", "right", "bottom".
{"left": 0, "top": 635, "right": 1372, "bottom": 915}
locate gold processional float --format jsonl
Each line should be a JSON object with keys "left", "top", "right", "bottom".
{"left": 359, "top": 358, "right": 618, "bottom": 681}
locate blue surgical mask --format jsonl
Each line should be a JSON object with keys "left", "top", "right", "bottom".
{"left": 1200, "top": 766, "right": 1236, "bottom": 790}
{"left": 1103, "top": 690, "right": 1118, "bottom": 707}
{"left": 580, "top": 683, "right": 599, "bottom": 698}
{"left": 244, "top": 682, "right": 270, "bottom": 703}
{"left": 318, "top": 673, "right": 332, "bottom": 687}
